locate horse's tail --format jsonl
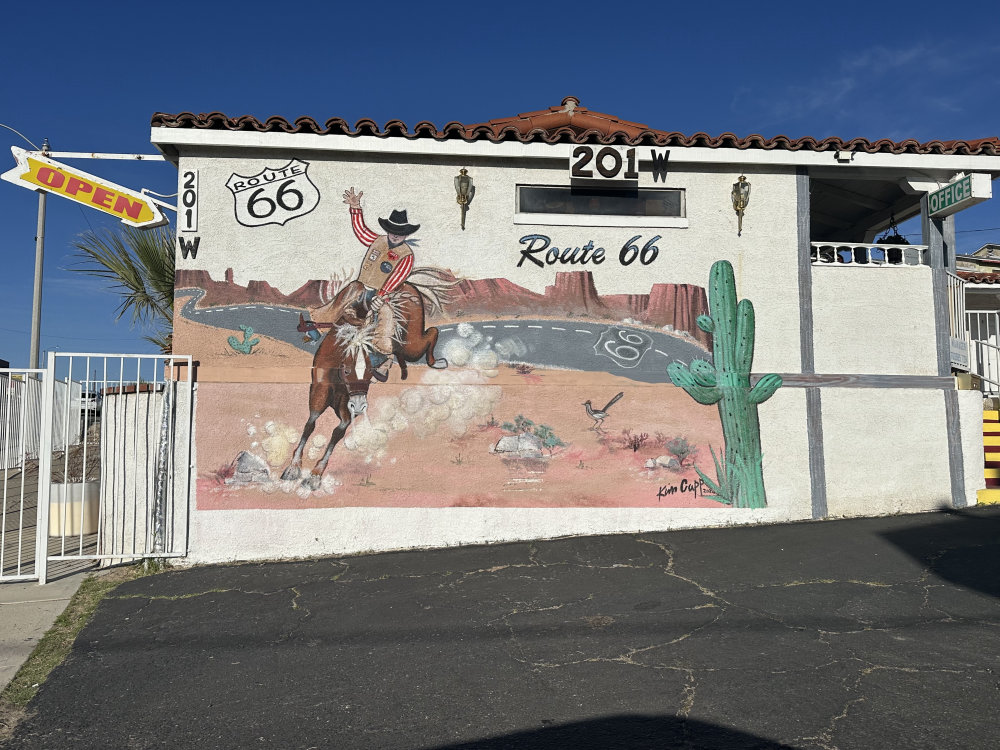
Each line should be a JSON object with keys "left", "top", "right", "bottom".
{"left": 403, "top": 267, "right": 459, "bottom": 317}
{"left": 318, "top": 268, "right": 355, "bottom": 305}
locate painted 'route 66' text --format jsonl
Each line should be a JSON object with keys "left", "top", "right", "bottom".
{"left": 518, "top": 234, "right": 661, "bottom": 269}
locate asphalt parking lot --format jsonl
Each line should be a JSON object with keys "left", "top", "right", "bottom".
{"left": 6, "top": 507, "right": 1000, "bottom": 749}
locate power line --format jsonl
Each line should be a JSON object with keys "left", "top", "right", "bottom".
{"left": 77, "top": 204, "right": 95, "bottom": 233}
{"left": 896, "top": 227, "right": 1000, "bottom": 239}
{"left": 0, "top": 324, "right": 152, "bottom": 342}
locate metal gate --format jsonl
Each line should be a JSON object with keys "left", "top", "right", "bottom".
{"left": 1, "top": 368, "right": 46, "bottom": 581}
{"left": 1, "top": 353, "right": 192, "bottom": 584}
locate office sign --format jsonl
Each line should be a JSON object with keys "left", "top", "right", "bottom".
{"left": 928, "top": 173, "right": 991, "bottom": 218}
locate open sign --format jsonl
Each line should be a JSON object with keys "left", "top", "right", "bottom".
{"left": 1, "top": 147, "right": 167, "bottom": 228}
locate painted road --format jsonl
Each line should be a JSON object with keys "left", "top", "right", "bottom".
{"left": 177, "top": 289, "right": 710, "bottom": 383}
{"left": 436, "top": 320, "right": 708, "bottom": 384}
{"left": 177, "top": 288, "right": 315, "bottom": 352}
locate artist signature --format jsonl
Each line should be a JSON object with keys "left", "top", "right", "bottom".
{"left": 657, "top": 478, "right": 706, "bottom": 501}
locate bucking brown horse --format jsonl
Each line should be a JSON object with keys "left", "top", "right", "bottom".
{"left": 281, "top": 280, "right": 447, "bottom": 489}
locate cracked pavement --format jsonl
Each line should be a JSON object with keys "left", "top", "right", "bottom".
{"left": 6, "top": 507, "right": 1000, "bottom": 749}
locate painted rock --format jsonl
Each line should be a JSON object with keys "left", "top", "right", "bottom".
{"left": 226, "top": 450, "right": 271, "bottom": 485}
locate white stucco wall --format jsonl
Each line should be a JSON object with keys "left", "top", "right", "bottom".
{"left": 182, "top": 503, "right": 813, "bottom": 565}
{"left": 960, "top": 388, "right": 986, "bottom": 506}
{"left": 757, "top": 387, "right": 811, "bottom": 512}
{"left": 821, "top": 389, "right": 950, "bottom": 516}
{"left": 811, "top": 267, "right": 938, "bottom": 375}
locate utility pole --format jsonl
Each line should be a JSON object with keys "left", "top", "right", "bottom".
{"left": 2, "top": 132, "right": 171, "bottom": 368}
{"left": 29, "top": 142, "right": 49, "bottom": 369}
{"left": 0, "top": 125, "right": 47, "bottom": 369}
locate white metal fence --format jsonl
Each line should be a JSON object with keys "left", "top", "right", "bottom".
{"left": 1, "top": 369, "right": 45, "bottom": 581}
{"left": 968, "top": 311, "right": 1000, "bottom": 394}
{"left": 947, "top": 271, "right": 969, "bottom": 371}
{"left": 1, "top": 375, "right": 82, "bottom": 469}
{"left": 1, "top": 353, "right": 193, "bottom": 584}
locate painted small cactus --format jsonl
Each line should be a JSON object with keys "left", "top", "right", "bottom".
{"left": 228, "top": 325, "right": 261, "bottom": 355}
{"left": 667, "top": 260, "right": 782, "bottom": 508}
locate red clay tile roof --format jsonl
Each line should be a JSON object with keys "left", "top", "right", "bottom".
{"left": 151, "top": 96, "right": 1000, "bottom": 156}
{"left": 958, "top": 271, "right": 1000, "bottom": 283}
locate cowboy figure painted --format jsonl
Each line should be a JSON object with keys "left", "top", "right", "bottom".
{"left": 343, "top": 187, "right": 422, "bottom": 381}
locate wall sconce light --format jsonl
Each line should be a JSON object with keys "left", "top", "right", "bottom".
{"left": 731, "top": 175, "right": 751, "bottom": 236}
{"left": 455, "top": 168, "right": 474, "bottom": 230}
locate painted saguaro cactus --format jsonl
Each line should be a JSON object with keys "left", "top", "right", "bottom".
{"left": 667, "top": 260, "right": 782, "bottom": 508}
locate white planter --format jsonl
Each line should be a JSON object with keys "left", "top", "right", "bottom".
{"left": 49, "top": 482, "right": 99, "bottom": 537}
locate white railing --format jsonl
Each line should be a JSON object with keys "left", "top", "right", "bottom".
{"left": 39, "top": 352, "right": 193, "bottom": 583}
{"left": 36, "top": 353, "right": 194, "bottom": 585}
{"left": 1, "top": 368, "right": 46, "bottom": 581}
{"left": 948, "top": 271, "right": 969, "bottom": 370}
{"left": 810, "top": 242, "right": 930, "bottom": 267}
{"left": 3, "top": 355, "right": 195, "bottom": 585}
{"left": 967, "top": 311, "right": 1000, "bottom": 394}
{"left": 0, "top": 376, "right": 83, "bottom": 469}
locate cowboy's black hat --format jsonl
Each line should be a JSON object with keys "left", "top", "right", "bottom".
{"left": 378, "top": 209, "right": 419, "bottom": 235}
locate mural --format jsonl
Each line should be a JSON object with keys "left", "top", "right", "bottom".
{"left": 176, "top": 176, "right": 778, "bottom": 510}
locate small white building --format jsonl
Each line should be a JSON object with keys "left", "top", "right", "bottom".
{"left": 150, "top": 97, "right": 999, "bottom": 564}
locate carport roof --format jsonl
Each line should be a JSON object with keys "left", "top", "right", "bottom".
{"left": 151, "top": 96, "right": 1000, "bottom": 156}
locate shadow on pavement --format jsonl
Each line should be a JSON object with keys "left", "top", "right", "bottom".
{"left": 880, "top": 506, "right": 1000, "bottom": 599}
{"left": 423, "top": 715, "right": 794, "bottom": 750}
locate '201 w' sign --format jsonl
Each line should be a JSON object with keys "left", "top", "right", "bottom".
{"left": 226, "top": 159, "right": 321, "bottom": 228}
{"left": 570, "top": 146, "right": 670, "bottom": 183}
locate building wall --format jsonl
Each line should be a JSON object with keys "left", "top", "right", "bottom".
{"left": 168, "top": 141, "right": 980, "bottom": 564}
{"left": 811, "top": 267, "right": 938, "bottom": 375}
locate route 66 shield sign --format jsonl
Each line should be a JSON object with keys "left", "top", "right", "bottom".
{"left": 594, "top": 326, "right": 653, "bottom": 369}
{"left": 226, "top": 160, "right": 320, "bottom": 227}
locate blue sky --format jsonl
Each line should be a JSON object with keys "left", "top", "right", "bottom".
{"left": 1, "top": 0, "right": 998, "bottom": 367}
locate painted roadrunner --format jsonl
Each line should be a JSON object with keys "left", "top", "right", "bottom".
{"left": 583, "top": 391, "right": 624, "bottom": 430}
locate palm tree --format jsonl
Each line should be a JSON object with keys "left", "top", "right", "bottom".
{"left": 71, "top": 224, "right": 175, "bottom": 353}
